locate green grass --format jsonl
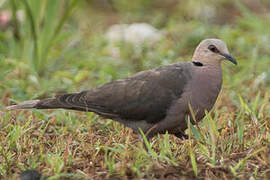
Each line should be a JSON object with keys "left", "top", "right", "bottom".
{"left": 0, "top": 0, "right": 270, "bottom": 179}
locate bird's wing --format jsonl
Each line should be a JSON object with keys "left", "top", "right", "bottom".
{"left": 13, "top": 62, "right": 192, "bottom": 124}
{"left": 80, "top": 62, "right": 192, "bottom": 123}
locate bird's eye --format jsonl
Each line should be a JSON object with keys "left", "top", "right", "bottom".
{"left": 208, "top": 45, "right": 219, "bottom": 53}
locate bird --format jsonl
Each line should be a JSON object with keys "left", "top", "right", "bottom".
{"left": 7, "top": 39, "right": 237, "bottom": 141}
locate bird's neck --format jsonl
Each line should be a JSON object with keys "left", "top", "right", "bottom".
{"left": 192, "top": 60, "right": 223, "bottom": 88}
{"left": 192, "top": 58, "right": 222, "bottom": 68}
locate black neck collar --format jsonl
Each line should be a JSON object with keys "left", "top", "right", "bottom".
{"left": 192, "top": 61, "right": 203, "bottom": 67}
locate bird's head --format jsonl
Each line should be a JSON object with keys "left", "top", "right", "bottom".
{"left": 192, "top": 39, "right": 237, "bottom": 66}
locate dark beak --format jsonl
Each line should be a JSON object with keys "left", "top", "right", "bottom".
{"left": 220, "top": 53, "right": 237, "bottom": 65}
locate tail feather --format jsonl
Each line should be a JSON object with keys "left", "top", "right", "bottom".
{"left": 6, "top": 100, "right": 40, "bottom": 110}
{"left": 6, "top": 97, "right": 69, "bottom": 111}
{"left": 6, "top": 93, "right": 88, "bottom": 111}
{"left": 6, "top": 92, "right": 117, "bottom": 118}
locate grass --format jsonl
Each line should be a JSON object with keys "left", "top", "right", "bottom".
{"left": 0, "top": 0, "right": 270, "bottom": 179}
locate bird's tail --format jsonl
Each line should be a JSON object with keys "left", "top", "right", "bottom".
{"left": 6, "top": 99, "right": 41, "bottom": 110}
{"left": 6, "top": 92, "right": 118, "bottom": 119}
{"left": 6, "top": 92, "right": 89, "bottom": 111}
{"left": 6, "top": 98, "right": 61, "bottom": 110}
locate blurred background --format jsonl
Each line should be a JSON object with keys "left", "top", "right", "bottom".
{"left": 0, "top": 0, "right": 270, "bottom": 104}
{"left": 1, "top": 0, "right": 270, "bottom": 179}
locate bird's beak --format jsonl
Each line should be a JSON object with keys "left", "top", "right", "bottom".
{"left": 219, "top": 53, "right": 237, "bottom": 65}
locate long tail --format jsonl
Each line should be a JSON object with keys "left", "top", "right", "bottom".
{"left": 6, "top": 92, "right": 88, "bottom": 111}
{"left": 6, "top": 98, "right": 72, "bottom": 111}
{"left": 6, "top": 99, "right": 41, "bottom": 110}
{"left": 6, "top": 92, "right": 118, "bottom": 118}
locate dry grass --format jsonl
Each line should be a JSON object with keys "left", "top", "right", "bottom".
{"left": 1, "top": 88, "right": 270, "bottom": 179}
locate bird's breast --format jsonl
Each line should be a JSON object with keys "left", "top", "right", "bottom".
{"left": 187, "top": 67, "right": 222, "bottom": 120}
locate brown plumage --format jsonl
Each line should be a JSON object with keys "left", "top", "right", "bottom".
{"left": 7, "top": 39, "right": 237, "bottom": 140}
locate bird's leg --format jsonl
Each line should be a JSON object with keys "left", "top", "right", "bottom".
{"left": 141, "top": 134, "right": 153, "bottom": 151}
{"left": 140, "top": 124, "right": 158, "bottom": 151}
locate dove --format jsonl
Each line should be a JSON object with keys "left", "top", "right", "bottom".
{"left": 7, "top": 39, "right": 237, "bottom": 141}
